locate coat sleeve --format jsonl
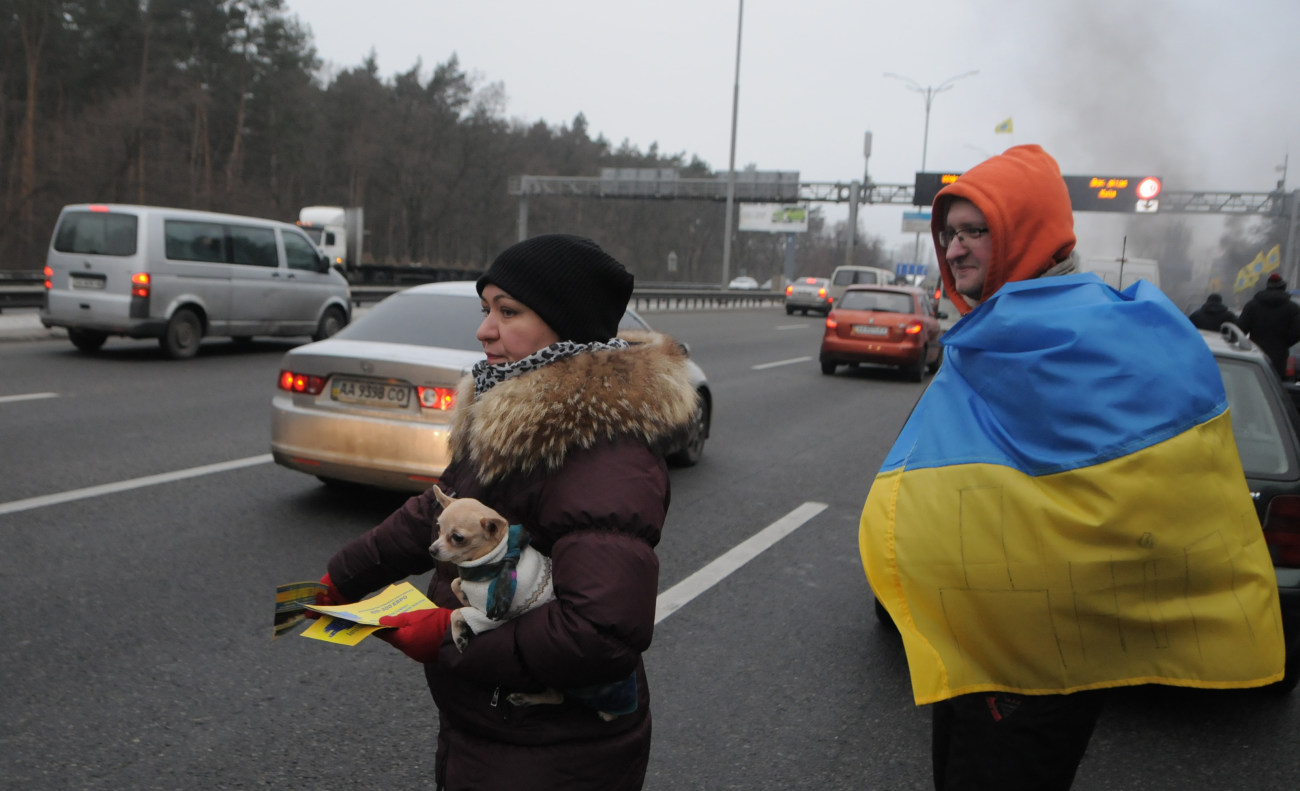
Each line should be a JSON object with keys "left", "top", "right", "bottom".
{"left": 443, "top": 438, "right": 666, "bottom": 690}
{"left": 326, "top": 488, "right": 440, "bottom": 600}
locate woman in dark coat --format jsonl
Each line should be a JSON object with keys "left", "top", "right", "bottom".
{"left": 316, "top": 234, "right": 698, "bottom": 790}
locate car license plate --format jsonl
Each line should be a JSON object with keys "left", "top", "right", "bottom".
{"left": 852, "top": 325, "right": 888, "bottom": 336}
{"left": 331, "top": 377, "right": 411, "bottom": 408}
{"left": 71, "top": 274, "right": 105, "bottom": 290}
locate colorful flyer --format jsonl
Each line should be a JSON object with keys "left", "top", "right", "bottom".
{"left": 273, "top": 580, "right": 328, "bottom": 640}
{"left": 299, "top": 581, "right": 437, "bottom": 646}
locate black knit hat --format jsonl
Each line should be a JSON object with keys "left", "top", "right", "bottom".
{"left": 476, "top": 234, "right": 634, "bottom": 343}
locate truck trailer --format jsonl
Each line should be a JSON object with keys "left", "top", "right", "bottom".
{"left": 297, "top": 206, "right": 364, "bottom": 271}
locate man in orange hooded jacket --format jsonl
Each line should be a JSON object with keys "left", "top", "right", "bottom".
{"left": 861, "top": 145, "right": 1284, "bottom": 789}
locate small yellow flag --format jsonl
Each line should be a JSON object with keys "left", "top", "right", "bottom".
{"left": 1264, "top": 244, "right": 1282, "bottom": 273}
{"left": 994, "top": 118, "right": 1013, "bottom": 134}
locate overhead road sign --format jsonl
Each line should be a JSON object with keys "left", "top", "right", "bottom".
{"left": 912, "top": 171, "right": 1165, "bottom": 213}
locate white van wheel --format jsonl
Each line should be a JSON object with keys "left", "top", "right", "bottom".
{"left": 160, "top": 308, "right": 202, "bottom": 359}
{"left": 68, "top": 329, "right": 108, "bottom": 353}
{"left": 313, "top": 307, "right": 347, "bottom": 341}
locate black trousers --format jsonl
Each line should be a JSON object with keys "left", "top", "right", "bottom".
{"left": 931, "top": 690, "right": 1106, "bottom": 791}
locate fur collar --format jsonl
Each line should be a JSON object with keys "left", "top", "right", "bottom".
{"left": 449, "top": 331, "right": 698, "bottom": 483}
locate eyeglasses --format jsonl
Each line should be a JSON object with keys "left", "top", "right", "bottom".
{"left": 938, "top": 226, "right": 989, "bottom": 247}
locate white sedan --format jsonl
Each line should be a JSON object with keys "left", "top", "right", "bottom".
{"left": 270, "top": 281, "right": 711, "bottom": 492}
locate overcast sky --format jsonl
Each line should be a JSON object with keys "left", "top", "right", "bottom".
{"left": 284, "top": 0, "right": 1300, "bottom": 273}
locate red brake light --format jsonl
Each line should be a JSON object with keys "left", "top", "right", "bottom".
{"left": 88, "top": 204, "right": 110, "bottom": 213}
{"left": 817, "top": 288, "right": 827, "bottom": 298}
{"left": 825, "top": 316, "right": 838, "bottom": 329}
{"left": 905, "top": 322, "right": 924, "bottom": 335}
{"left": 278, "top": 369, "right": 325, "bottom": 395}
{"left": 131, "top": 272, "right": 150, "bottom": 298}
{"left": 1263, "top": 494, "right": 1300, "bottom": 566}
{"left": 418, "top": 386, "right": 457, "bottom": 411}
{"left": 786, "top": 285, "right": 794, "bottom": 296}
{"left": 43, "top": 265, "right": 52, "bottom": 290}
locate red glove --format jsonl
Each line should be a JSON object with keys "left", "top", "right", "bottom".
{"left": 305, "top": 573, "right": 353, "bottom": 620}
{"left": 377, "top": 608, "right": 453, "bottom": 663}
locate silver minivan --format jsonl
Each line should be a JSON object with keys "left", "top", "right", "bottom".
{"left": 828, "top": 264, "right": 899, "bottom": 306}
{"left": 41, "top": 204, "right": 352, "bottom": 358}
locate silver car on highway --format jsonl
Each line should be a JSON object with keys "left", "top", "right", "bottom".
{"left": 270, "top": 281, "right": 711, "bottom": 492}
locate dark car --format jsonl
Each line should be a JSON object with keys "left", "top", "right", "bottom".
{"left": 819, "top": 284, "right": 946, "bottom": 381}
{"left": 784, "top": 276, "right": 832, "bottom": 315}
{"left": 1204, "top": 324, "right": 1300, "bottom": 692}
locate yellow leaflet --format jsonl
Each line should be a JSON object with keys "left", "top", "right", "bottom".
{"left": 300, "top": 581, "right": 437, "bottom": 646}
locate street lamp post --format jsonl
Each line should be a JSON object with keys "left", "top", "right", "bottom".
{"left": 721, "top": 0, "right": 744, "bottom": 289}
{"left": 884, "top": 70, "right": 979, "bottom": 171}
{"left": 884, "top": 69, "right": 978, "bottom": 269}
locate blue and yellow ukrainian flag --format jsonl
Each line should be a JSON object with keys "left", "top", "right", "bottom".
{"left": 860, "top": 273, "right": 1284, "bottom": 705}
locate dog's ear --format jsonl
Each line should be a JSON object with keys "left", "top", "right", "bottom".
{"left": 482, "top": 515, "right": 508, "bottom": 538}
{"left": 432, "top": 485, "right": 454, "bottom": 509}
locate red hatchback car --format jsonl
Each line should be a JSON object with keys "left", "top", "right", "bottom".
{"left": 819, "top": 284, "right": 947, "bottom": 381}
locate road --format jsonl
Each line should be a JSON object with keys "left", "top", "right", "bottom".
{"left": 1, "top": 308, "right": 1296, "bottom": 790}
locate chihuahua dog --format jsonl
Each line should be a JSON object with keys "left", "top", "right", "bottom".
{"left": 427, "top": 486, "right": 635, "bottom": 720}
{"left": 428, "top": 485, "right": 555, "bottom": 652}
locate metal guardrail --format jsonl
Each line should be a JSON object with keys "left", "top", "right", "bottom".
{"left": 0, "top": 272, "right": 44, "bottom": 310}
{"left": 1, "top": 274, "right": 787, "bottom": 312}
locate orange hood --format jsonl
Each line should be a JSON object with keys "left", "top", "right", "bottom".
{"left": 931, "top": 145, "right": 1076, "bottom": 315}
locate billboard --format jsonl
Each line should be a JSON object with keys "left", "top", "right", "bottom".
{"left": 738, "top": 204, "right": 809, "bottom": 233}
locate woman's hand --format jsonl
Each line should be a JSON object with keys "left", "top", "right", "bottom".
{"left": 378, "top": 608, "right": 453, "bottom": 663}
{"left": 304, "top": 573, "right": 353, "bottom": 620}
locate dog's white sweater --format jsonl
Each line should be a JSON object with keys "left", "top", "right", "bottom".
{"left": 456, "top": 528, "right": 554, "bottom": 636}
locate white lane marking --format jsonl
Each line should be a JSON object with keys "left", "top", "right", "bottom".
{"left": 0, "top": 392, "right": 58, "bottom": 404}
{"left": 655, "top": 501, "right": 828, "bottom": 624}
{"left": 0, "top": 454, "right": 273, "bottom": 516}
{"left": 752, "top": 356, "right": 812, "bottom": 370}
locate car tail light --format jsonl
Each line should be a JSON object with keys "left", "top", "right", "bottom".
{"left": 278, "top": 369, "right": 325, "bottom": 395}
{"left": 826, "top": 316, "right": 838, "bottom": 330}
{"left": 817, "top": 287, "right": 827, "bottom": 298}
{"left": 785, "top": 285, "right": 794, "bottom": 296}
{"left": 131, "top": 272, "right": 150, "bottom": 298}
{"left": 418, "top": 386, "right": 457, "bottom": 411}
{"left": 1288, "top": 355, "right": 1296, "bottom": 380}
{"left": 1263, "top": 494, "right": 1300, "bottom": 566}
{"left": 43, "top": 265, "right": 52, "bottom": 290}
{"left": 904, "top": 321, "right": 924, "bottom": 335}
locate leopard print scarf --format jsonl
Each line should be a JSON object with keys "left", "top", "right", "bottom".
{"left": 471, "top": 338, "right": 631, "bottom": 397}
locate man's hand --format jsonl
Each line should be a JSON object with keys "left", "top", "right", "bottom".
{"left": 377, "top": 608, "right": 453, "bottom": 663}
{"left": 304, "top": 573, "right": 353, "bottom": 620}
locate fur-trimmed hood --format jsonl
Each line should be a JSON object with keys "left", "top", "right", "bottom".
{"left": 449, "top": 330, "right": 698, "bottom": 483}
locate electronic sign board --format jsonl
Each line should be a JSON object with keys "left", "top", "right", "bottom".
{"left": 913, "top": 172, "right": 1162, "bottom": 213}
{"left": 1064, "top": 175, "right": 1162, "bottom": 213}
